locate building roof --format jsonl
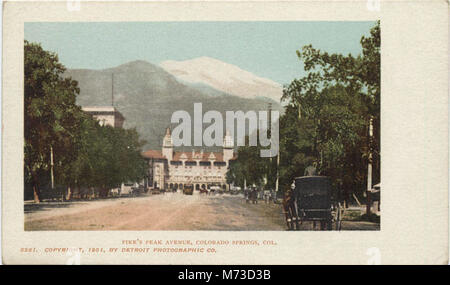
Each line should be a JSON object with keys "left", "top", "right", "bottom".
{"left": 142, "top": 150, "right": 237, "bottom": 162}
{"left": 142, "top": 150, "right": 166, "bottom": 160}
{"left": 82, "top": 106, "right": 117, "bottom": 112}
{"left": 82, "top": 106, "right": 125, "bottom": 120}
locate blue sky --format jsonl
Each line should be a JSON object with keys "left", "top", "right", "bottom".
{"left": 25, "top": 21, "right": 376, "bottom": 85}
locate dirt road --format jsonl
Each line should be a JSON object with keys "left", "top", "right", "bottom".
{"left": 24, "top": 193, "right": 379, "bottom": 231}
{"left": 25, "top": 193, "right": 286, "bottom": 231}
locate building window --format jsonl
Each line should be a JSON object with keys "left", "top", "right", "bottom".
{"left": 186, "top": 161, "right": 197, "bottom": 167}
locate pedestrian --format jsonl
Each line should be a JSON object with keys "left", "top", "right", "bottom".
{"left": 304, "top": 163, "right": 317, "bottom": 176}
{"left": 283, "top": 182, "right": 299, "bottom": 230}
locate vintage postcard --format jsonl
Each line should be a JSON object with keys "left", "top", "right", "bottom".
{"left": 1, "top": 0, "right": 448, "bottom": 264}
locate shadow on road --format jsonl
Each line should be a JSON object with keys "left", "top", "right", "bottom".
{"left": 24, "top": 194, "right": 154, "bottom": 214}
{"left": 24, "top": 201, "right": 88, "bottom": 214}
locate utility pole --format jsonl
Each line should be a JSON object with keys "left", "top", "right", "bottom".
{"left": 267, "top": 103, "right": 272, "bottom": 189}
{"left": 111, "top": 73, "right": 114, "bottom": 106}
{"left": 50, "top": 145, "right": 54, "bottom": 190}
{"left": 275, "top": 152, "right": 280, "bottom": 193}
{"left": 268, "top": 102, "right": 272, "bottom": 132}
{"left": 366, "top": 117, "right": 373, "bottom": 215}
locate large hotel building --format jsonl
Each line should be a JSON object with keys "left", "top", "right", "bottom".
{"left": 142, "top": 128, "right": 236, "bottom": 191}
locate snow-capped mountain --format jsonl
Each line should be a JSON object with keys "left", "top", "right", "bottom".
{"left": 65, "top": 60, "right": 282, "bottom": 150}
{"left": 160, "top": 56, "right": 283, "bottom": 103}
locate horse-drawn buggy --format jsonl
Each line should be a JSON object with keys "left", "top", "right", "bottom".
{"left": 284, "top": 176, "right": 342, "bottom": 231}
{"left": 183, "top": 184, "right": 194, "bottom": 195}
{"left": 151, "top": 187, "right": 161, "bottom": 195}
{"left": 245, "top": 188, "right": 259, "bottom": 204}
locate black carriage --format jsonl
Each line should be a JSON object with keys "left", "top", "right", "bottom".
{"left": 245, "top": 188, "right": 258, "bottom": 204}
{"left": 293, "top": 176, "right": 342, "bottom": 230}
{"left": 183, "top": 184, "right": 194, "bottom": 195}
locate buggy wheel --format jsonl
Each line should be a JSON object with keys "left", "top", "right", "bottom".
{"left": 327, "top": 219, "right": 332, "bottom": 230}
{"left": 336, "top": 215, "right": 342, "bottom": 231}
{"left": 319, "top": 220, "right": 329, "bottom": 230}
{"left": 294, "top": 219, "right": 300, "bottom": 230}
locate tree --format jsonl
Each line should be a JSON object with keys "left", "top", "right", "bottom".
{"left": 280, "top": 21, "right": 380, "bottom": 199}
{"left": 24, "top": 40, "right": 81, "bottom": 202}
{"left": 226, "top": 135, "right": 270, "bottom": 188}
{"left": 68, "top": 115, "right": 147, "bottom": 198}
{"left": 226, "top": 160, "right": 246, "bottom": 188}
{"left": 25, "top": 41, "right": 148, "bottom": 201}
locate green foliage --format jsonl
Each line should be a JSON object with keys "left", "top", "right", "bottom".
{"left": 226, "top": 160, "right": 245, "bottom": 187}
{"left": 227, "top": 21, "right": 380, "bottom": 198}
{"left": 280, "top": 21, "right": 380, "bottom": 194}
{"left": 69, "top": 116, "right": 147, "bottom": 189}
{"left": 24, "top": 40, "right": 81, "bottom": 196}
{"left": 24, "top": 41, "right": 147, "bottom": 200}
{"left": 227, "top": 135, "right": 269, "bottom": 188}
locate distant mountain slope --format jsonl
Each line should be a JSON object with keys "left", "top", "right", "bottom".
{"left": 65, "top": 60, "right": 281, "bottom": 150}
{"left": 160, "top": 57, "right": 283, "bottom": 103}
